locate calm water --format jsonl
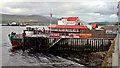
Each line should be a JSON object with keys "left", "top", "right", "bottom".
{"left": 1, "top": 26, "right": 85, "bottom": 67}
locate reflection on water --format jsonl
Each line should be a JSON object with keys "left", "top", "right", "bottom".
{"left": 2, "top": 26, "right": 85, "bottom": 68}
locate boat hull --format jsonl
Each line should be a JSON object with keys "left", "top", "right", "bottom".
{"left": 10, "top": 37, "right": 23, "bottom": 47}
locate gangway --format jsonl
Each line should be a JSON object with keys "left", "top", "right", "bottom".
{"left": 49, "top": 38, "right": 62, "bottom": 48}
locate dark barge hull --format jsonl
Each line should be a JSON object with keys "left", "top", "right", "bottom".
{"left": 23, "top": 37, "right": 113, "bottom": 52}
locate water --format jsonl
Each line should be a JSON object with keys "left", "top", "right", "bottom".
{"left": 1, "top": 26, "right": 85, "bottom": 68}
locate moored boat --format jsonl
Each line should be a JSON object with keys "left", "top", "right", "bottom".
{"left": 8, "top": 32, "right": 23, "bottom": 47}
{"left": 8, "top": 26, "right": 48, "bottom": 47}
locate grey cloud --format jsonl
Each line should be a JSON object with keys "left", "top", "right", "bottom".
{"left": 94, "top": 2, "right": 117, "bottom": 15}
{"left": 1, "top": 2, "right": 118, "bottom": 22}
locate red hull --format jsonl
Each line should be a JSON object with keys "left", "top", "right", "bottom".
{"left": 11, "top": 41, "right": 23, "bottom": 47}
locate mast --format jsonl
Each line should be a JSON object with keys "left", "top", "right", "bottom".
{"left": 19, "top": 16, "right": 20, "bottom": 34}
{"left": 50, "top": 13, "right": 52, "bottom": 33}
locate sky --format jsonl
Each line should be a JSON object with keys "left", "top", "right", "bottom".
{"left": 0, "top": 0, "right": 120, "bottom": 22}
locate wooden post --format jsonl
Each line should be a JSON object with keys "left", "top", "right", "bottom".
{"left": 22, "top": 30, "right": 26, "bottom": 52}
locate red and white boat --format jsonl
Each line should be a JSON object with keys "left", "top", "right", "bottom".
{"left": 48, "top": 16, "right": 97, "bottom": 38}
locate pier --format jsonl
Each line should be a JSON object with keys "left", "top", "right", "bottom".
{"left": 101, "top": 34, "right": 120, "bottom": 67}
{"left": 23, "top": 35, "right": 115, "bottom": 52}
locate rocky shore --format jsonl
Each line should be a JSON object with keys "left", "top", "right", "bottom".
{"left": 50, "top": 51, "right": 107, "bottom": 67}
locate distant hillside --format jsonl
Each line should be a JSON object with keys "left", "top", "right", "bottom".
{"left": 1, "top": 14, "right": 58, "bottom": 25}
{"left": 89, "top": 22, "right": 119, "bottom": 25}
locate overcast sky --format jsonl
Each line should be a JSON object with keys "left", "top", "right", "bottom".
{"left": 0, "top": 0, "right": 120, "bottom": 22}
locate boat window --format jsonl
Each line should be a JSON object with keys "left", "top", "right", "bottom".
{"left": 75, "top": 29, "right": 76, "bottom": 32}
{"left": 63, "top": 29, "right": 65, "bottom": 31}
{"left": 72, "top": 29, "right": 74, "bottom": 32}
{"left": 70, "top": 29, "right": 72, "bottom": 32}
{"left": 61, "top": 28, "right": 63, "bottom": 31}
{"left": 75, "top": 29, "right": 77, "bottom": 32}
{"left": 51, "top": 28, "right": 53, "bottom": 30}
{"left": 57, "top": 28, "right": 58, "bottom": 31}
{"left": 55, "top": 28, "right": 58, "bottom": 31}
{"left": 53, "top": 28, "right": 55, "bottom": 31}
{"left": 61, "top": 28, "right": 64, "bottom": 31}
{"left": 73, "top": 29, "right": 75, "bottom": 32}
{"left": 66, "top": 29, "right": 69, "bottom": 31}
{"left": 77, "top": 29, "right": 78, "bottom": 32}
{"left": 74, "top": 29, "right": 76, "bottom": 32}
{"left": 59, "top": 28, "right": 61, "bottom": 31}
{"left": 60, "top": 28, "right": 63, "bottom": 31}
{"left": 78, "top": 29, "right": 80, "bottom": 32}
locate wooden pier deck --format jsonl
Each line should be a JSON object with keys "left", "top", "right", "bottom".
{"left": 22, "top": 29, "right": 117, "bottom": 52}
{"left": 23, "top": 37, "right": 115, "bottom": 52}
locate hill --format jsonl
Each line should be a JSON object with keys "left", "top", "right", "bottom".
{"left": 1, "top": 14, "right": 58, "bottom": 25}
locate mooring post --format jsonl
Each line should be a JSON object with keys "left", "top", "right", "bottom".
{"left": 22, "top": 30, "right": 26, "bottom": 52}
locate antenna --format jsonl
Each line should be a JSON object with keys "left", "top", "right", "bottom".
{"left": 50, "top": 13, "right": 52, "bottom": 34}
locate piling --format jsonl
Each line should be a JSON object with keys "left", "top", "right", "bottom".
{"left": 23, "top": 36, "right": 113, "bottom": 52}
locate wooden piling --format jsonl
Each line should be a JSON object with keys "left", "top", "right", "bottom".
{"left": 23, "top": 36, "right": 114, "bottom": 52}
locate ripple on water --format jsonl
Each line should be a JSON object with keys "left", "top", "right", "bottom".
{"left": 6, "top": 50, "right": 86, "bottom": 67}
{"left": 2, "top": 43, "right": 10, "bottom": 47}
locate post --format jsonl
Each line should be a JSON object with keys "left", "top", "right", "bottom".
{"left": 118, "top": 2, "right": 120, "bottom": 68}
{"left": 19, "top": 16, "right": 21, "bottom": 47}
{"left": 118, "top": 2, "right": 120, "bottom": 53}
{"left": 50, "top": 16, "right": 51, "bottom": 33}
{"left": 22, "top": 30, "right": 26, "bottom": 52}
{"left": 50, "top": 13, "right": 52, "bottom": 34}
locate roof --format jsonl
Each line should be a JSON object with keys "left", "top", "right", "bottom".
{"left": 91, "top": 23, "right": 97, "bottom": 28}
{"left": 60, "top": 17, "right": 78, "bottom": 21}
{"left": 48, "top": 24, "right": 88, "bottom": 29}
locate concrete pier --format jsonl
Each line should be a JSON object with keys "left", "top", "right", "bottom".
{"left": 112, "top": 34, "right": 119, "bottom": 67}
{"left": 116, "top": 34, "right": 120, "bottom": 68}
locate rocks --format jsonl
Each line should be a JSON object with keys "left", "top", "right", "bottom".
{"left": 53, "top": 51, "right": 106, "bottom": 67}
{"left": 40, "top": 57, "right": 50, "bottom": 63}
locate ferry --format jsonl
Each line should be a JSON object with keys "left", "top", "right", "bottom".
{"left": 48, "top": 17, "right": 98, "bottom": 38}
